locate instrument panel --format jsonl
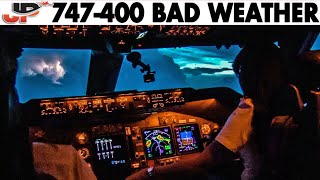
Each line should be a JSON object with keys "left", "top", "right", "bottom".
{"left": 39, "top": 89, "right": 185, "bottom": 116}
{"left": 29, "top": 112, "right": 219, "bottom": 180}
{"left": 24, "top": 88, "right": 240, "bottom": 180}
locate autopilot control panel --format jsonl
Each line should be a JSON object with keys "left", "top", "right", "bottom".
{"left": 38, "top": 89, "right": 185, "bottom": 117}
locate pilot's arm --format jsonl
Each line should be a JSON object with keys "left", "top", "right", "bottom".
{"left": 126, "top": 98, "right": 254, "bottom": 180}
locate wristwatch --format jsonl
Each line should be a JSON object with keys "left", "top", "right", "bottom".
{"left": 147, "top": 166, "right": 154, "bottom": 177}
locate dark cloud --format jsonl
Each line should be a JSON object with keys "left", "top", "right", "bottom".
{"left": 182, "top": 67, "right": 233, "bottom": 76}
{"left": 158, "top": 46, "right": 241, "bottom": 66}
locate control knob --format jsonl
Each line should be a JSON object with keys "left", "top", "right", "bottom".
{"left": 201, "top": 124, "right": 211, "bottom": 135}
{"left": 78, "top": 148, "right": 90, "bottom": 159}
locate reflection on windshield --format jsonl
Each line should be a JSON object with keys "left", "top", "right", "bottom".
{"left": 115, "top": 46, "right": 242, "bottom": 94}
{"left": 16, "top": 48, "right": 91, "bottom": 103}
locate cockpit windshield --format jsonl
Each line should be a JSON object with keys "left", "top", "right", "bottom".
{"left": 116, "top": 45, "right": 242, "bottom": 93}
{"left": 16, "top": 45, "right": 242, "bottom": 103}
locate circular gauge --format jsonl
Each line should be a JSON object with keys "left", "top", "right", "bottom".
{"left": 201, "top": 124, "right": 211, "bottom": 135}
{"left": 78, "top": 148, "right": 90, "bottom": 159}
{"left": 75, "top": 132, "right": 88, "bottom": 144}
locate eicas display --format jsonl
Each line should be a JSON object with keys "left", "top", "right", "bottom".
{"left": 174, "top": 124, "right": 203, "bottom": 154}
{"left": 93, "top": 134, "right": 128, "bottom": 166}
{"left": 143, "top": 126, "right": 175, "bottom": 158}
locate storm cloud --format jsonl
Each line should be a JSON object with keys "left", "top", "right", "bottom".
{"left": 21, "top": 57, "right": 66, "bottom": 84}
{"left": 16, "top": 48, "right": 91, "bottom": 103}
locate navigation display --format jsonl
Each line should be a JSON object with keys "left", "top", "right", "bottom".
{"left": 93, "top": 134, "right": 128, "bottom": 166}
{"left": 174, "top": 124, "right": 203, "bottom": 154}
{"left": 142, "top": 126, "right": 175, "bottom": 159}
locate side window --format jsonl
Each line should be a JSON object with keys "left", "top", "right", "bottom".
{"left": 311, "top": 33, "right": 320, "bottom": 50}
{"left": 15, "top": 48, "right": 91, "bottom": 103}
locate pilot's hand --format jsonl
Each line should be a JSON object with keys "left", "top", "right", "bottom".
{"left": 215, "top": 98, "right": 254, "bottom": 152}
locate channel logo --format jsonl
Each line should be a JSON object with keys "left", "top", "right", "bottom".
{"left": 2, "top": 2, "right": 52, "bottom": 24}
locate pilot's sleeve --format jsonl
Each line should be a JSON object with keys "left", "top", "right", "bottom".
{"left": 75, "top": 149, "right": 97, "bottom": 180}
{"left": 215, "top": 98, "right": 254, "bottom": 152}
{"left": 32, "top": 142, "right": 97, "bottom": 180}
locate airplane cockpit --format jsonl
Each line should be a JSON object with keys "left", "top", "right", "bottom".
{"left": 1, "top": 26, "right": 320, "bottom": 180}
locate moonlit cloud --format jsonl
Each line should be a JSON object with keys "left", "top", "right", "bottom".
{"left": 21, "top": 57, "right": 66, "bottom": 84}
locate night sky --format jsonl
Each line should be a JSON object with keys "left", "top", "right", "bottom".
{"left": 16, "top": 46, "right": 242, "bottom": 103}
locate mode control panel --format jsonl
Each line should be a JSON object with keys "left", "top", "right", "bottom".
{"left": 39, "top": 89, "right": 186, "bottom": 117}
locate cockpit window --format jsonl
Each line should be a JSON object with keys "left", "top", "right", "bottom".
{"left": 311, "top": 33, "right": 320, "bottom": 50}
{"left": 16, "top": 48, "right": 91, "bottom": 103}
{"left": 16, "top": 46, "right": 242, "bottom": 103}
{"left": 115, "top": 46, "right": 243, "bottom": 94}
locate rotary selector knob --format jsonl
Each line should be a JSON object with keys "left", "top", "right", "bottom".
{"left": 78, "top": 148, "right": 90, "bottom": 159}
{"left": 201, "top": 124, "right": 211, "bottom": 135}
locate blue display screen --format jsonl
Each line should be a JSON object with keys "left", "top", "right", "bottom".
{"left": 174, "top": 124, "right": 203, "bottom": 154}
